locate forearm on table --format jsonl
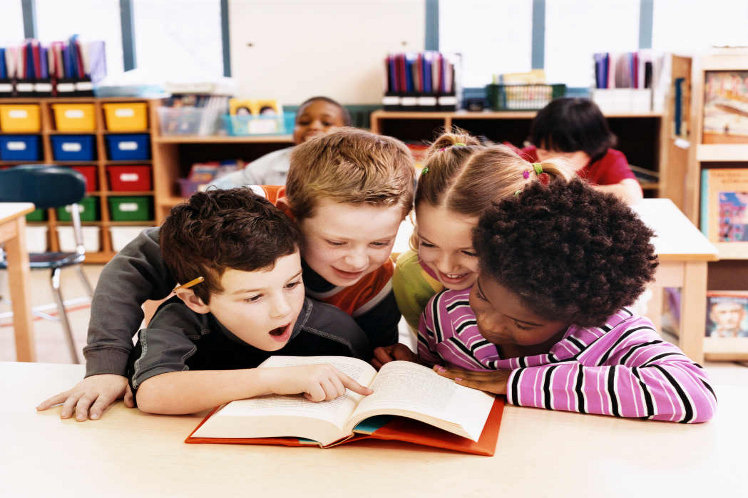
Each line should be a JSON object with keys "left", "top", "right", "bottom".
{"left": 135, "top": 369, "right": 271, "bottom": 414}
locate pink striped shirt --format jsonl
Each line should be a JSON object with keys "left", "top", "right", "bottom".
{"left": 418, "top": 288, "right": 717, "bottom": 423}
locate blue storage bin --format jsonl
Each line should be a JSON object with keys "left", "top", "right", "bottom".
{"left": 106, "top": 134, "right": 150, "bottom": 161}
{"left": 0, "top": 135, "right": 41, "bottom": 161}
{"left": 50, "top": 134, "right": 96, "bottom": 161}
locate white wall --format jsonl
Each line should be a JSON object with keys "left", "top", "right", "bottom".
{"left": 229, "top": 0, "right": 425, "bottom": 104}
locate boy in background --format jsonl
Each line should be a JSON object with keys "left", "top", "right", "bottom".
{"left": 38, "top": 128, "right": 414, "bottom": 420}
{"left": 213, "top": 96, "right": 351, "bottom": 187}
{"left": 128, "top": 189, "right": 371, "bottom": 414}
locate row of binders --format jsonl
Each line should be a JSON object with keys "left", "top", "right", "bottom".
{"left": 593, "top": 50, "right": 667, "bottom": 90}
{"left": 0, "top": 36, "right": 106, "bottom": 98}
{"left": 383, "top": 51, "right": 460, "bottom": 111}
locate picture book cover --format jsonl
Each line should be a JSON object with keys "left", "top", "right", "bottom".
{"left": 185, "top": 356, "right": 504, "bottom": 456}
{"left": 706, "top": 291, "right": 748, "bottom": 338}
{"left": 700, "top": 168, "right": 748, "bottom": 244}
{"left": 703, "top": 71, "right": 748, "bottom": 144}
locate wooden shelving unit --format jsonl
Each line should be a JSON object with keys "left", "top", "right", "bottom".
{"left": 370, "top": 109, "right": 672, "bottom": 199}
{"left": 149, "top": 102, "right": 294, "bottom": 224}
{"left": 685, "top": 49, "right": 748, "bottom": 360}
{"left": 0, "top": 97, "right": 154, "bottom": 263}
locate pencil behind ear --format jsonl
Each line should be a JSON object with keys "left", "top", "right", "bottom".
{"left": 175, "top": 289, "right": 210, "bottom": 314}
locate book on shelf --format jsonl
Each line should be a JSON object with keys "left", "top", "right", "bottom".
{"left": 706, "top": 291, "right": 748, "bottom": 338}
{"left": 186, "top": 355, "right": 504, "bottom": 456}
{"left": 702, "top": 70, "right": 748, "bottom": 144}
{"left": 700, "top": 168, "right": 748, "bottom": 244}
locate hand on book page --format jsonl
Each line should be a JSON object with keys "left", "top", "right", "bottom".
{"left": 265, "top": 363, "right": 373, "bottom": 402}
{"left": 189, "top": 356, "right": 495, "bottom": 446}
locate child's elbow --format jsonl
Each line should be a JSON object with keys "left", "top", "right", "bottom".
{"left": 133, "top": 379, "right": 172, "bottom": 415}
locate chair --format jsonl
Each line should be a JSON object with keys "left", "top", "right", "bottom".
{"left": 0, "top": 165, "right": 93, "bottom": 363}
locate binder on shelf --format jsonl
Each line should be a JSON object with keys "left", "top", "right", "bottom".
{"left": 383, "top": 51, "right": 460, "bottom": 111}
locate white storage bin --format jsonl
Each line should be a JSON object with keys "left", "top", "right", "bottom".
{"left": 56, "top": 226, "right": 101, "bottom": 253}
{"left": 110, "top": 226, "right": 150, "bottom": 252}
{"left": 25, "top": 226, "right": 48, "bottom": 253}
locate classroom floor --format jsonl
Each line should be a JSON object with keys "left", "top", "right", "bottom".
{"left": 1, "top": 265, "right": 748, "bottom": 387}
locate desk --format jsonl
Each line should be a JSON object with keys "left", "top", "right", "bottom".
{"left": 0, "top": 202, "right": 35, "bottom": 361}
{"left": 3, "top": 362, "right": 746, "bottom": 497}
{"left": 633, "top": 199, "right": 718, "bottom": 363}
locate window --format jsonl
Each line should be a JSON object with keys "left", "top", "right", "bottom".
{"left": 0, "top": 0, "right": 24, "bottom": 45}
{"left": 652, "top": 0, "right": 748, "bottom": 52}
{"left": 36, "top": 0, "right": 124, "bottom": 74}
{"left": 544, "top": 0, "right": 639, "bottom": 87}
{"left": 439, "top": 0, "right": 533, "bottom": 88}
{"left": 133, "top": 0, "right": 223, "bottom": 80}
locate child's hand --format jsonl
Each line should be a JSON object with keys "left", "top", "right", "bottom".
{"left": 268, "top": 365, "right": 373, "bottom": 402}
{"left": 36, "top": 374, "right": 133, "bottom": 421}
{"left": 371, "top": 344, "right": 417, "bottom": 369}
{"left": 433, "top": 365, "right": 510, "bottom": 395}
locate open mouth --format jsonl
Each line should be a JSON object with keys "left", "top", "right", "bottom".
{"left": 439, "top": 271, "right": 471, "bottom": 283}
{"left": 268, "top": 323, "right": 292, "bottom": 342}
{"left": 333, "top": 268, "right": 364, "bottom": 280}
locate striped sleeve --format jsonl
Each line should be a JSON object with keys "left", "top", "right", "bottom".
{"left": 417, "top": 293, "right": 443, "bottom": 367}
{"left": 506, "top": 317, "right": 717, "bottom": 423}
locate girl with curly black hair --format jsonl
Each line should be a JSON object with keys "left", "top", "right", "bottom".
{"left": 423, "top": 177, "right": 716, "bottom": 423}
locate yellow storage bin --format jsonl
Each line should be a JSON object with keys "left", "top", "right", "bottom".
{"left": 52, "top": 103, "right": 96, "bottom": 132}
{"left": 103, "top": 103, "right": 148, "bottom": 131}
{"left": 0, "top": 105, "right": 41, "bottom": 132}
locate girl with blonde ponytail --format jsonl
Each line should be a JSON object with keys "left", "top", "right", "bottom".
{"left": 374, "top": 132, "right": 575, "bottom": 367}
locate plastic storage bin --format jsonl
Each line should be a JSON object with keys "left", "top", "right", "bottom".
{"left": 157, "top": 107, "right": 221, "bottom": 136}
{"left": 50, "top": 135, "right": 96, "bottom": 161}
{"left": 56, "top": 197, "right": 99, "bottom": 222}
{"left": 52, "top": 104, "right": 96, "bottom": 132}
{"left": 0, "top": 135, "right": 41, "bottom": 161}
{"left": 485, "top": 83, "right": 566, "bottom": 111}
{"left": 25, "top": 226, "right": 48, "bottom": 253}
{"left": 103, "top": 103, "right": 148, "bottom": 131}
{"left": 70, "top": 165, "right": 99, "bottom": 192}
{"left": 110, "top": 226, "right": 150, "bottom": 252}
{"left": 25, "top": 208, "right": 47, "bottom": 222}
{"left": 107, "top": 165, "right": 152, "bottom": 191}
{"left": 105, "top": 134, "right": 150, "bottom": 160}
{"left": 0, "top": 105, "right": 41, "bottom": 132}
{"left": 56, "top": 226, "right": 101, "bottom": 253}
{"left": 223, "top": 112, "right": 295, "bottom": 136}
{"left": 109, "top": 196, "right": 153, "bottom": 221}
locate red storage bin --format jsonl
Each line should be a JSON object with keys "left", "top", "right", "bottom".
{"left": 70, "top": 165, "right": 99, "bottom": 193}
{"left": 107, "top": 165, "right": 152, "bottom": 191}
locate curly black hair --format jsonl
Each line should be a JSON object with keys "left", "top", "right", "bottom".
{"left": 473, "top": 178, "right": 658, "bottom": 327}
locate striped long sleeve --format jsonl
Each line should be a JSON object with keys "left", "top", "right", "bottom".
{"left": 505, "top": 309, "right": 717, "bottom": 423}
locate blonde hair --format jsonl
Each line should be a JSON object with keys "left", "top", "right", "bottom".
{"left": 411, "top": 137, "right": 575, "bottom": 250}
{"left": 286, "top": 127, "right": 415, "bottom": 220}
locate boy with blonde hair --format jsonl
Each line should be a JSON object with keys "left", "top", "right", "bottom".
{"left": 38, "top": 128, "right": 415, "bottom": 420}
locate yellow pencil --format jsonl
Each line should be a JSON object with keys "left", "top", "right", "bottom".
{"left": 172, "top": 276, "right": 204, "bottom": 293}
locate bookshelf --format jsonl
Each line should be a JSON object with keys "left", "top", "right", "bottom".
{"left": 685, "top": 49, "right": 748, "bottom": 360}
{"left": 149, "top": 103, "right": 293, "bottom": 224}
{"left": 370, "top": 109, "right": 676, "bottom": 201}
{"left": 0, "top": 97, "right": 154, "bottom": 263}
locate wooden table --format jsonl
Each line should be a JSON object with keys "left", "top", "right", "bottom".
{"left": 632, "top": 199, "right": 718, "bottom": 363}
{"left": 3, "top": 361, "right": 746, "bottom": 497}
{"left": 0, "top": 202, "right": 35, "bottom": 361}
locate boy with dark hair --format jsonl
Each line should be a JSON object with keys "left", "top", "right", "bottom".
{"left": 127, "top": 189, "right": 371, "bottom": 414}
{"left": 38, "top": 128, "right": 414, "bottom": 420}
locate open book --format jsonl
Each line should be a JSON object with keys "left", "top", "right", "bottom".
{"left": 187, "top": 356, "right": 504, "bottom": 455}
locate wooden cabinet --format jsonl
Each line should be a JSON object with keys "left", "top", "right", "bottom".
{"left": 0, "top": 97, "right": 153, "bottom": 263}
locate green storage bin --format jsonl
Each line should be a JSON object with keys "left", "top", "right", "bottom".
{"left": 109, "top": 196, "right": 153, "bottom": 221}
{"left": 56, "top": 197, "right": 99, "bottom": 222}
{"left": 25, "top": 208, "right": 47, "bottom": 222}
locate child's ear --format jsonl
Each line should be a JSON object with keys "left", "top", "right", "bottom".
{"left": 175, "top": 289, "right": 211, "bottom": 314}
{"left": 276, "top": 196, "right": 295, "bottom": 221}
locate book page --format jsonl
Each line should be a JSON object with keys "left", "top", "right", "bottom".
{"left": 347, "top": 361, "right": 494, "bottom": 441}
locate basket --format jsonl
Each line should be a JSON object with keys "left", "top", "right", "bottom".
{"left": 223, "top": 112, "right": 295, "bottom": 136}
{"left": 485, "top": 83, "right": 566, "bottom": 111}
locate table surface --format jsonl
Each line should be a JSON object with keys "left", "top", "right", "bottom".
{"left": 0, "top": 202, "right": 34, "bottom": 225}
{"left": 2, "top": 361, "right": 746, "bottom": 498}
